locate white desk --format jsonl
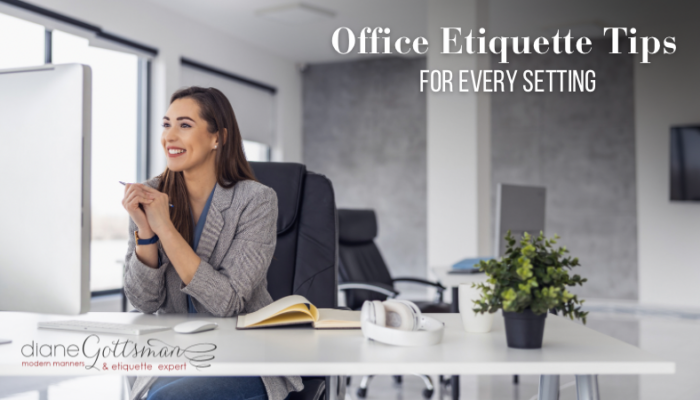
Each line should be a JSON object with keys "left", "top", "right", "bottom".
{"left": 0, "top": 311, "right": 673, "bottom": 400}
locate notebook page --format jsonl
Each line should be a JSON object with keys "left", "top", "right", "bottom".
{"left": 238, "top": 294, "right": 313, "bottom": 327}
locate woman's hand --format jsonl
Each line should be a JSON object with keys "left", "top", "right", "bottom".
{"left": 140, "top": 185, "right": 175, "bottom": 236}
{"left": 122, "top": 183, "right": 154, "bottom": 233}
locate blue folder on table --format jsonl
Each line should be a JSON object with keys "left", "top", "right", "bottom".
{"left": 448, "top": 257, "right": 492, "bottom": 274}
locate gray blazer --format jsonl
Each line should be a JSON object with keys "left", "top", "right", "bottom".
{"left": 124, "top": 176, "right": 304, "bottom": 400}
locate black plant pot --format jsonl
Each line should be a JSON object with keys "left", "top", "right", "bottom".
{"left": 502, "top": 308, "right": 547, "bottom": 349}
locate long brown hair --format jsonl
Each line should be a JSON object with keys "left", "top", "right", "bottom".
{"left": 157, "top": 86, "right": 257, "bottom": 247}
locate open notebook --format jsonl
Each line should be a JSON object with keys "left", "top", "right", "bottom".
{"left": 236, "top": 295, "right": 361, "bottom": 329}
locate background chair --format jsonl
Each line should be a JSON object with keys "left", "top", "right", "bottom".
{"left": 336, "top": 209, "right": 450, "bottom": 399}
{"left": 494, "top": 183, "right": 547, "bottom": 386}
{"left": 126, "top": 162, "right": 343, "bottom": 400}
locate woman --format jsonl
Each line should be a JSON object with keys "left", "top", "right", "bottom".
{"left": 122, "top": 86, "right": 303, "bottom": 400}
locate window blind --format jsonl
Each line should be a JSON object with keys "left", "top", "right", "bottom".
{"left": 180, "top": 60, "right": 276, "bottom": 148}
{"left": 0, "top": 0, "right": 157, "bottom": 59}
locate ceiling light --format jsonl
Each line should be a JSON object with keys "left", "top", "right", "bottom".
{"left": 256, "top": 2, "right": 336, "bottom": 24}
{"left": 545, "top": 22, "right": 607, "bottom": 38}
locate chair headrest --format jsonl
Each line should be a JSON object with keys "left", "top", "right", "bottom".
{"left": 338, "top": 209, "right": 377, "bottom": 244}
{"left": 249, "top": 162, "right": 306, "bottom": 235}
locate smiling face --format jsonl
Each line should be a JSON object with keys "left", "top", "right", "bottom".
{"left": 161, "top": 97, "right": 218, "bottom": 173}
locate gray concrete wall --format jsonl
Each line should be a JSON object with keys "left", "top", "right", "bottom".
{"left": 302, "top": 56, "right": 428, "bottom": 281}
{"left": 303, "top": 40, "right": 637, "bottom": 301}
{"left": 491, "top": 38, "right": 638, "bottom": 300}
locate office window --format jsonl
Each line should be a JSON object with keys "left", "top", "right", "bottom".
{"left": 0, "top": 12, "right": 44, "bottom": 69}
{"left": 180, "top": 61, "right": 276, "bottom": 150}
{"left": 52, "top": 30, "right": 139, "bottom": 293}
{"left": 243, "top": 140, "right": 271, "bottom": 162}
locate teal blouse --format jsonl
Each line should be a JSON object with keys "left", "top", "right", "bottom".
{"left": 187, "top": 185, "right": 216, "bottom": 313}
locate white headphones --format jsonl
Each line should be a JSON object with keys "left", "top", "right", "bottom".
{"left": 360, "top": 299, "right": 445, "bottom": 346}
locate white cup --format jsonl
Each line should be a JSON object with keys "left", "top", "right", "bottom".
{"left": 458, "top": 283, "right": 494, "bottom": 333}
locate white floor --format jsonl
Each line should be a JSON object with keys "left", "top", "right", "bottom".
{"left": 2, "top": 298, "right": 699, "bottom": 400}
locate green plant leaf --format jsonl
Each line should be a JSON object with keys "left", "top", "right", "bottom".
{"left": 470, "top": 230, "right": 587, "bottom": 321}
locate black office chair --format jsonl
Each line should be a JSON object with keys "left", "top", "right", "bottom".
{"left": 336, "top": 209, "right": 451, "bottom": 399}
{"left": 251, "top": 162, "right": 342, "bottom": 400}
{"left": 126, "top": 162, "right": 343, "bottom": 400}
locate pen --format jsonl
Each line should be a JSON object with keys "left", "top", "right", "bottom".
{"left": 119, "top": 181, "right": 174, "bottom": 208}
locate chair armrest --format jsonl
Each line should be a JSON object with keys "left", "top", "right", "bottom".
{"left": 391, "top": 277, "right": 446, "bottom": 291}
{"left": 338, "top": 282, "right": 399, "bottom": 298}
{"left": 391, "top": 277, "right": 446, "bottom": 303}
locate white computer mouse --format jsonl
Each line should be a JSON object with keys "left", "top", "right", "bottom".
{"left": 173, "top": 320, "right": 218, "bottom": 334}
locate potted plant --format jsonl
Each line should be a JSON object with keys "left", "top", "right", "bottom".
{"left": 472, "top": 231, "right": 588, "bottom": 349}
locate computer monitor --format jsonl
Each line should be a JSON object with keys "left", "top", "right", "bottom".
{"left": 0, "top": 63, "right": 92, "bottom": 327}
{"left": 494, "top": 183, "right": 546, "bottom": 257}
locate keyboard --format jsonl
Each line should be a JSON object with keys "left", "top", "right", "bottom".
{"left": 38, "top": 320, "right": 172, "bottom": 335}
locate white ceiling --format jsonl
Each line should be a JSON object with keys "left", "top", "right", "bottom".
{"left": 143, "top": 0, "right": 428, "bottom": 64}
{"left": 487, "top": 0, "right": 658, "bottom": 38}
{"left": 142, "top": 0, "right": 668, "bottom": 65}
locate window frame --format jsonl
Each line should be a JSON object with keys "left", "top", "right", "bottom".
{"left": 180, "top": 57, "right": 278, "bottom": 152}
{"left": 46, "top": 37, "right": 150, "bottom": 298}
{"left": 22, "top": 18, "right": 154, "bottom": 299}
{"left": 47, "top": 30, "right": 150, "bottom": 298}
{"left": 3, "top": 0, "right": 156, "bottom": 308}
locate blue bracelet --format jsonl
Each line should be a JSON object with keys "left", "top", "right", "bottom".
{"left": 134, "top": 231, "right": 159, "bottom": 245}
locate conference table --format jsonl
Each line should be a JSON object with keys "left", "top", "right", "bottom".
{"left": 0, "top": 310, "right": 674, "bottom": 400}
